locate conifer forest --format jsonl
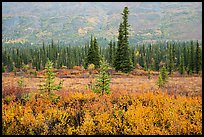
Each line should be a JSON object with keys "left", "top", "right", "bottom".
{"left": 2, "top": 2, "right": 202, "bottom": 135}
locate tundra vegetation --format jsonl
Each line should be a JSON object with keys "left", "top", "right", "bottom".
{"left": 2, "top": 6, "right": 202, "bottom": 135}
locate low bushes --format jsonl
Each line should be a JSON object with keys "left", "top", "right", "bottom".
{"left": 2, "top": 89, "right": 202, "bottom": 135}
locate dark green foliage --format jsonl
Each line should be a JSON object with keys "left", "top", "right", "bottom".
{"left": 183, "top": 43, "right": 188, "bottom": 70}
{"left": 189, "top": 41, "right": 195, "bottom": 74}
{"left": 108, "top": 40, "right": 113, "bottom": 66}
{"left": 86, "top": 36, "right": 100, "bottom": 69}
{"left": 93, "top": 37, "right": 100, "bottom": 68}
{"left": 195, "top": 41, "right": 202, "bottom": 74}
{"left": 114, "top": 23, "right": 123, "bottom": 71}
{"left": 167, "top": 42, "right": 174, "bottom": 74}
{"left": 114, "top": 7, "right": 133, "bottom": 73}
{"left": 2, "top": 36, "right": 202, "bottom": 75}
{"left": 131, "top": 47, "right": 136, "bottom": 67}
{"left": 92, "top": 57, "right": 111, "bottom": 95}
{"left": 179, "top": 53, "right": 185, "bottom": 75}
{"left": 112, "top": 41, "right": 116, "bottom": 62}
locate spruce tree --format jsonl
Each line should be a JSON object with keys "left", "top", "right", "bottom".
{"left": 38, "top": 59, "right": 63, "bottom": 95}
{"left": 85, "top": 36, "right": 100, "bottom": 69}
{"left": 195, "top": 40, "right": 201, "bottom": 74}
{"left": 92, "top": 57, "right": 111, "bottom": 95}
{"left": 179, "top": 53, "right": 185, "bottom": 75}
{"left": 156, "top": 66, "right": 168, "bottom": 88}
{"left": 183, "top": 43, "right": 188, "bottom": 70}
{"left": 114, "top": 6, "right": 133, "bottom": 73}
{"left": 161, "top": 66, "right": 168, "bottom": 83}
{"left": 108, "top": 40, "right": 113, "bottom": 66}
{"left": 86, "top": 36, "right": 95, "bottom": 68}
{"left": 112, "top": 41, "right": 116, "bottom": 63}
{"left": 131, "top": 48, "right": 136, "bottom": 68}
{"left": 157, "top": 74, "right": 164, "bottom": 88}
{"left": 93, "top": 37, "right": 100, "bottom": 68}
{"left": 168, "top": 43, "right": 174, "bottom": 75}
{"left": 114, "top": 23, "right": 123, "bottom": 71}
{"left": 189, "top": 41, "right": 194, "bottom": 74}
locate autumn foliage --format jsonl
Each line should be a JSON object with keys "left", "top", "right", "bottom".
{"left": 2, "top": 88, "right": 202, "bottom": 135}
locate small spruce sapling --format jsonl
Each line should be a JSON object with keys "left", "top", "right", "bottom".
{"left": 92, "top": 58, "right": 111, "bottom": 95}
{"left": 38, "top": 59, "right": 63, "bottom": 95}
{"left": 156, "top": 66, "right": 168, "bottom": 88}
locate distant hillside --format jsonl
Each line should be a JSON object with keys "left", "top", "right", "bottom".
{"left": 2, "top": 2, "right": 202, "bottom": 46}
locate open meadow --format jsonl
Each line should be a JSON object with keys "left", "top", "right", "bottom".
{"left": 2, "top": 70, "right": 202, "bottom": 135}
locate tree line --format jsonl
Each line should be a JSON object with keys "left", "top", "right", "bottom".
{"left": 2, "top": 7, "right": 202, "bottom": 75}
{"left": 2, "top": 39, "right": 202, "bottom": 74}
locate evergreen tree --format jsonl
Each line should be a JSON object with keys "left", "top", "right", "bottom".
{"left": 168, "top": 43, "right": 174, "bottom": 74}
{"left": 112, "top": 41, "right": 116, "bottom": 63}
{"left": 156, "top": 74, "right": 164, "bottom": 88}
{"left": 131, "top": 47, "right": 136, "bottom": 68}
{"left": 85, "top": 36, "right": 100, "bottom": 69}
{"left": 172, "top": 42, "right": 176, "bottom": 70}
{"left": 179, "top": 53, "right": 185, "bottom": 75}
{"left": 138, "top": 48, "right": 144, "bottom": 68}
{"left": 114, "top": 23, "right": 123, "bottom": 71}
{"left": 108, "top": 40, "right": 113, "bottom": 66}
{"left": 155, "top": 53, "right": 160, "bottom": 71}
{"left": 195, "top": 40, "right": 202, "bottom": 74}
{"left": 93, "top": 37, "right": 100, "bottom": 68}
{"left": 114, "top": 7, "right": 133, "bottom": 73}
{"left": 156, "top": 66, "right": 168, "bottom": 88}
{"left": 2, "top": 39, "right": 201, "bottom": 74}
{"left": 161, "top": 66, "right": 168, "bottom": 83}
{"left": 147, "top": 44, "right": 152, "bottom": 69}
{"left": 38, "top": 59, "right": 63, "bottom": 95}
{"left": 183, "top": 42, "right": 188, "bottom": 70}
{"left": 189, "top": 41, "right": 195, "bottom": 74}
{"left": 92, "top": 57, "right": 111, "bottom": 95}
{"left": 86, "top": 36, "right": 95, "bottom": 68}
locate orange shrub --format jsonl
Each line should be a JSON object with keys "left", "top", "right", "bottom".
{"left": 2, "top": 89, "right": 202, "bottom": 135}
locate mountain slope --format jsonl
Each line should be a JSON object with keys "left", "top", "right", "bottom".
{"left": 2, "top": 2, "right": 202, "bottom": 45}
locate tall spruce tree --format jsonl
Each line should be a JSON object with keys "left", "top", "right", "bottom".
{"left": 86, "top": 36, "right": 100, "bottom": 69}
{"left": 108, "top": 40, "right": 113, "bottom": 66}
{"left": 131, "top": 47, "right": 136, "bottom": 67}
{"left": 189, "top": 41, "right": 195, "bottom": 74}
{"left": 112, "top": 41, "right": 116, "bottom": 62}
{"left": 114, "top": 6, "right": 133, "bottom": 73}
{"left": 168, "top": 43, "right": 174, "bottom": 74}
{"left": 195, "top": 40, "right": 202, "bottom": 74}
{"left": 114, "top": 23, "right": 123, "bottom": 71}
{"left": 183, "top": 42, "right": 188, "bottom": 70}
{"left": 93, "top": 37, "right": 100, "bottom": 68}
{"left": 86, "top": 36, "right": 94, "bottom": 68}
{"left": 179, "top": 53, "right": 185, "bottom": 75}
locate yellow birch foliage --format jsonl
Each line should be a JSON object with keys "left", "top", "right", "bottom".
{"left": 2, "top": 89, "right": 202, "bottom": 135}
